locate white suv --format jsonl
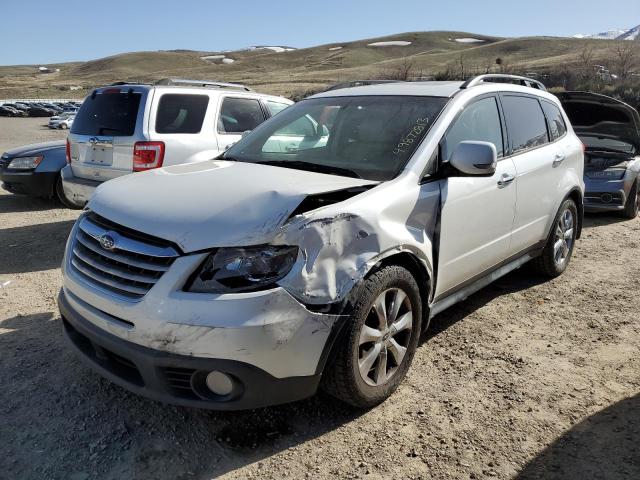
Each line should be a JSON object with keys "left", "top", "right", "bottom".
{"left": 60, "top": 79, "right": 293, "bottom": 207}
{"left": 58, "top": 75, "right": 584, "bottom": 410}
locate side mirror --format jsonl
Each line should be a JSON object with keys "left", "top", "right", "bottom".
{"left": 449, "top": 141, "right": 497, "bottom": 176}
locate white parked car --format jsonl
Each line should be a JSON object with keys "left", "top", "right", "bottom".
{"left": 58, "top": 75, "right": 584, "bottom": 410}
{"left": 60, "top": 79, "right": 293, "bottom": 207}
{"left": 48, "top": 113, "right": 75, "bottom": 130}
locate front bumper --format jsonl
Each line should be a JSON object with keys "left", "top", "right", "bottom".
{"left": 583, "top": 178, "right": 627, "bottom": 212}
{"left": 60, "top": 164, "right": 101, "bottom": 207}
{"left": 59, "top": 290, "right": 323, "bottom": 410}
{"left": 0, "top": 168, "right": 57, "bottom": 197}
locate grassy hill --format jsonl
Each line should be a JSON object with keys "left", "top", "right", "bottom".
{"left": 0, "top": 30, "right": 636, "bottom": 99}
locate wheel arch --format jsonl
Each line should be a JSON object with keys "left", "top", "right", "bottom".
{"left": 565, "top": 187, "right": 584, "bottom": 239}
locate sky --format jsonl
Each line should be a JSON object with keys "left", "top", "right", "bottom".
{"left": 1, "top": 0, "right": 639, "bottom": 65}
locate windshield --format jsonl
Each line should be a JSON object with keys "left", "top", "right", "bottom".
{"left": 223, "top": 95, "right": 448, "bottom": 180}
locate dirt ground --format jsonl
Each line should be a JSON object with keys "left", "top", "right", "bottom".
{"left": 1, "top": 117, "right": 639, "bottom": 480}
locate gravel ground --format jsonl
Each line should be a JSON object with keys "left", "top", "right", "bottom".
{"left": 1, "top": 117, "right": 639, "bottom": 480}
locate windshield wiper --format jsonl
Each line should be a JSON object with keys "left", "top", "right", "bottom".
{"left": 255, "top": 160, "right": 361, "bottom": 178}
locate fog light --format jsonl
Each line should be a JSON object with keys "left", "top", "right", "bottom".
{"left": 205, "top": 371, "right": 233, "bottom": 396}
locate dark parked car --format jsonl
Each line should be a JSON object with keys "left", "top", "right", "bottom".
{"left": 0, "top": 140, "right": 77, "bottom": 207}
{"left": 27, "top": 106, "right": 56, "bottom": 117}
{"left": 0, "top": 106, "right": 19, "bottom": 116}
{"left": 558, "top": 92, "right": 640, "bottom": 218}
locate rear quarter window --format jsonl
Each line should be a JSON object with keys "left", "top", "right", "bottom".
{"left": 155, "top": 94, "right": 209, "bottom": 134}
{"left": 541, "top": 101, "right": 567, "bottom": 141}
{"left": 501, "top": 95, "right": 550, "bottom": 154}
{"left": 71, "top": 91, "right": 141, "bottom": 136}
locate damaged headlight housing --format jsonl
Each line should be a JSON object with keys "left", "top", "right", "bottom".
{"left": 7, "top": 155, "right": 43, "bottom": 170}
{"left": 187, "top": 245, "right": 298, "bottom": 293}
{"left": 586, "top": 168, "right": 626, "bottom": 180}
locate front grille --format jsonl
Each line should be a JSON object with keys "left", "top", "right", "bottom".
{"left": 70, "top": 213, "right": 180, "bottom": 300}
{"left": 585, "top": 192, "right": 624, "bottom": 205}
{"left": 162, "top": 367, "right": 198, "bottom": 399}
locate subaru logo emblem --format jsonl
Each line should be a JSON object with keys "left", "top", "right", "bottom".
{"left": 99, "top": 234, "right": 116, "bottom": 251}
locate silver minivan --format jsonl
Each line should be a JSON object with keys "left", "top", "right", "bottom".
{"left": 60, "top": 79, "right": 292, "bottom": 208}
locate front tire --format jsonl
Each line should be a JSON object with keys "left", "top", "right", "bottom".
{"left": 55, "top": 175, "right": 82, "bottom": 209}
{"left": 322, "top": 265, "right": 423, "bottom": 408}
{"left": 621, "top": 181, "right": 639, "bottom": 219}
{"left": 532, "top": 198, "right": 578, "bottom": 277}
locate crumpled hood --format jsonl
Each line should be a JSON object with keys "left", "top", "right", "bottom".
{"left": 3, "top": 140, "right": 66, "bottom": 158}
{"left": 89, "top": 160, "right": 376, "bottom": 252}
{"left": 557, "top": 91, "right": 640, "bottom": 152}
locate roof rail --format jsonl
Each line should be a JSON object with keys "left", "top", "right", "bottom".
{"left": 460, "top": 74, "right": 547, "bottom": 91}
{"left": 324, "top": 80, "right": 405, "bottom": 92}
{"left": 109, "top": 81, "right": 150, "bottom": 86}
{"left": 154, "top": 78, "right": 252, "bottom": 91}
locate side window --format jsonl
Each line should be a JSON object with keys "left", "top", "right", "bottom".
{"left": 266, "top": 100, "right": 291, "bottom": 116}
{"left": 501, "top": 96, "right": 550, "bottom": 154}
{"left": 541, "top": 101, "right": 567, "bottom": 141}
{"left": 155, "top": 94, "right": 209, "bottom": 134}
{"left": 217, "top": 97, "right": 266, "bottom": 134}
{"left": 442, "top": 97, "right": 504, "bottom": 160}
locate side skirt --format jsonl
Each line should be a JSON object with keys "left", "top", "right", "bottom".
{"left": 428, "top": 245, "right": 543, "bottom": 320}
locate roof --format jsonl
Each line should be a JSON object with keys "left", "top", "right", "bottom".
{"left": 310, "top": 81, "right": 465, "bottom": 99}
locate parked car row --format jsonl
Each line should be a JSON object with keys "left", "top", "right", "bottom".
{"left": 2, "top": 76, "right": 639, "bottom": 412}
{"left": 0, "top": 100, "right": 81, "bottom": 117}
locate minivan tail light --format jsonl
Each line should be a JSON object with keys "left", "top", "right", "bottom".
{"left": 133, "top": 141, "right": 165, "bottom": 171}
{"left": 66, "top": 138, "right": 71, "bottom": 164}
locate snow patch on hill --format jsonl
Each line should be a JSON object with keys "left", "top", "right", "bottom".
{"left": 368, "top": 41, "right": 412, "bottom": 47}
{"left": 248, "top": 46, "right": 296, "bottom": 52}
{"left": 454, "top": 38, "right": 485, "bottom": 43}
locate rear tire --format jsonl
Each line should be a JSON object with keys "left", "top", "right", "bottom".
{"left": 55, "top": 175, "right": 82, "bottom": 210}
{"left": 621, "top": 181, "right": 639, "bottom": 219}
{"left": 531, "top": 198, "right": 578, "bottom": 278}
{"left": 322, "top": 265, "right": 423, "bottom": 408}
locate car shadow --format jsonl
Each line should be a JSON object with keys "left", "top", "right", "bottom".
{"left": 0, "top": 192, "right": 61, "bottom": 214}
{"left": 0, "top": 219, "right": 75, "bottom": 274}
{"left": 582, "top": 211, "right": 630, "bottom": 229}
{"left": 0, "top": 312, "right": 366, "bottom": 480}
{"left": 517, "top": 394, "right": 640, "bottom": 479}
{"left": 424, "top": 267, "right": 548, "bottom": 341}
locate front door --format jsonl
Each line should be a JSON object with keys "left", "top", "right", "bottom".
{"left": 434, "top": 96, "right": 517, "bottom": 299}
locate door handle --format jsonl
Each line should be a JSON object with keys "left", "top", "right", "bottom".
{"left": 497, "top": 173, "right": 515, "bottom": 188}
{"left": 552, "top": 153, "right": 566, "bottom": 167}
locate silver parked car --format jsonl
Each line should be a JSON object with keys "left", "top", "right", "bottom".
{"left": 558, "top": 92, "right": 640, "bottom": 218}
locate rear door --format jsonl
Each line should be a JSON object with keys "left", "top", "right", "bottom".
{"left": 68, "top": 87, "right": 147, "bottom": 182}
{"left": 501, "top": 95, "right": 560, "bottom": 253}
{"left": 215, "top": 96, "right": 268, "bottom": 151}
{"left": 435, "top": 95, "right": 518, "bottom": 299}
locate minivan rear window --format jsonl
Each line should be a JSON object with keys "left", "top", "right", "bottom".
{"left": 71, "top": 91, "right": 141, "bottom": 136}
{"left": 155, "top": 94, "right": 209, "bottom": 134}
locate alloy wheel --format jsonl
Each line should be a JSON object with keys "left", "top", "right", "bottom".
{"left": 358, "top": 288, "right": 413, "bottom": 387}
{"left": 553, "top": 208, "right": 575, "bottom": 267}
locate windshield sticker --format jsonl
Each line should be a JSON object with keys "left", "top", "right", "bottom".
{"left": 393, "top": 118, "right": 429, "bottom": 155}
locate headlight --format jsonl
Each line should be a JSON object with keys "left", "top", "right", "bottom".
{"left": 187, "top": 245, "right": 298, "bottom": 293}
{"left": 7, "top": 155, "right": 43, "bottom": 170}
{"left": 586, "top": 168, "right": 626, "bottom": 180}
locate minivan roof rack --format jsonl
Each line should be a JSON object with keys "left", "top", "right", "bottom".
{"left": 460, "top": 74, "right": 547, "bottom": 91}
{"left": 154, "top": 78, "right": 252, "bottom": 91}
